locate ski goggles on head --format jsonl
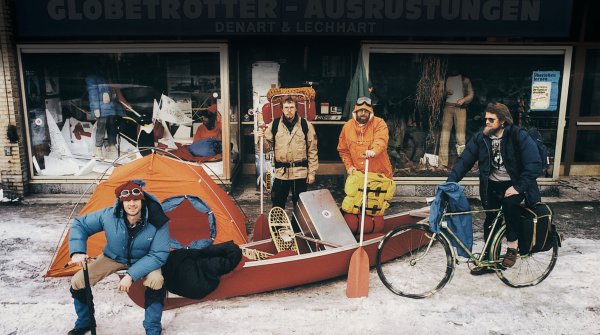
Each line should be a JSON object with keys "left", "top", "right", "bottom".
{"left": 119, "top": 188, "right": 142, "bottom": 199}
{"left": 356, "top": 97, "right": 372, "bottom": 107}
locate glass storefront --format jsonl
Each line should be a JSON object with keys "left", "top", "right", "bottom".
{"left": 17, "top": 43, "right": 572, "bottom": 182}
{"left": 580, "top": 50, "right": 600, "bottom": 117}
{"left": 575, "top": 131, "right": 600, "bottom": 162}
{"left": 365, "top": 45, "right": 570, "bottom": 179}
{"left": 232, "top": 40, "right": 358, "bottom": 170}
{"left": 19, "top": 44, "right": 234, "bottom": 180}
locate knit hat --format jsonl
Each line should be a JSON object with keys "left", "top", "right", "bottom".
{"left": 115, "top": 179, "right": 145, "bottom": 201}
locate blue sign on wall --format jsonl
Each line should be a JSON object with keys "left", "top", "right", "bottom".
{"left": 530, "top": 71, "right": 560, "bottom": 112}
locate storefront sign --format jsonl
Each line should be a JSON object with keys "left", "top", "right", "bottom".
{"left": 16, "top": 0, "right": 572, "bottom": 38}
{"left": 530, "top": 71, "right": 560, "bottom": 111}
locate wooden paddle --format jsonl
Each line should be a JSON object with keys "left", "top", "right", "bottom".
{"left": 252, "top": 123, "right": 269, "bottom": 241}
{"left": 346, "top": 159, "right": 370, "bottom": 298}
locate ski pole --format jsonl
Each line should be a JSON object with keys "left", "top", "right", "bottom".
{"left": 83, "top": 260, "right": 97, "bottom": 335}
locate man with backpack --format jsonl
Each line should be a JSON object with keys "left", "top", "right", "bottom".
{"left": 256, "top": 96, "right": 319, "bottom": 229}
{"left": 447, "top": 102, "right": 542, "bottom": 275}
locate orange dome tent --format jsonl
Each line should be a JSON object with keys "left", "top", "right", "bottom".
{"left": 45, "top": 153, "right": 249, "bottom": 278}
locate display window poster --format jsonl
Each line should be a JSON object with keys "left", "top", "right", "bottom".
{"left": 530, "top": 71, "right": 560, "bottom": 111}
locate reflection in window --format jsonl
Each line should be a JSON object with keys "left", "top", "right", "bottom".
{"left": 235, "top": 41, "right": 357, "bottom": 163}
{"left": 575, "top": 131, "right": 600, "bottom": 163}
{"left": 369, "top": 52, "right": 564, "bottom": 177}
{"left": 580, "top": 50, "right": 600, "bottom": 117}
{"left": 21, "top": 51, "right": 226, "bottom": 178}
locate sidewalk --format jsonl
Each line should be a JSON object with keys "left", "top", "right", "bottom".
{"left": 19, "top": 175, "right": 600, "bottom": 206}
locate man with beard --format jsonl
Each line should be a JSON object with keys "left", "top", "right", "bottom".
{"left": 337, "top": 96, "right": 393, "bottom": 179}
{"left": 447, "top": 102, "right": 542, "bottom": 275}
{"left": 67, "top": 179, "right": 170, "bottom": 335}
{"left": 256, "top": 96, "right": 318, "bottom": 229}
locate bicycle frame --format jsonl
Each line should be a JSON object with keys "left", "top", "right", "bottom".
{"left": 430, "top": 206, "right": 505, "bottom": 268}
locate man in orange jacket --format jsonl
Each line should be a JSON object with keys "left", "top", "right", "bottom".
{"left": 337, "top": 97, "right": 393, "bottom": 179}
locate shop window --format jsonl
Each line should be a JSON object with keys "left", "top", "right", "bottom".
{"left": 580, "top": 50, "right": 600, "bottom": 117}
{"left": 236, "top": 41, "right": 357, "bottom": 164}
{"left": 20, "top": 47, "right": 230, "bottom": 179}
{"left": 367, "top": 47, "right": 567, "bottom": 179}
{"left": 575, "top": 131, "right": 600, "bottom": 163}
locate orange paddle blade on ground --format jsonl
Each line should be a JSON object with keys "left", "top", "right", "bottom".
{"left": 346, "top": 246, "right": 369, "bottom": 297}
{"left": 252, "top": 214, "right": 270, "bottom": 241}
{"left": 347, "top": 158, "right": 370, "bottom": 298}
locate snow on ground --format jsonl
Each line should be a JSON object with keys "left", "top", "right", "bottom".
{"left": 1, "top": 204, "right": 599, "bottom": 335}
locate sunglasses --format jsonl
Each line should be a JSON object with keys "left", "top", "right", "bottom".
{"left": 356, "top": 97, "right": 372, "bottom": 107}
{"left": 119, "top": 188, "right": 142, "bottom": 198}
{"left": 485, "top": 117, "right": 498, "bottom": 123}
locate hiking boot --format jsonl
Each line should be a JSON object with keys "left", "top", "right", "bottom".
{"left": 106, "top": 145, "right": 117, "bottom": 154}
{"left": 470, "top": 266, "right": 496, "bottom": 276}
{"left": 94, "top": 147, "right": 104, "bottom": 160}
{"left": 502, "top": 248, "right": 518, "bottom": 268}
{"left": 67, "top": 326, "right": 90, "bottom": 335}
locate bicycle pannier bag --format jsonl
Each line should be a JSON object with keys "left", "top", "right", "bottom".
{"left": 518, "top": 203, "right": 556, "bottom": 254}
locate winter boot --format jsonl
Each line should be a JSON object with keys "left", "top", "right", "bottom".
{"left": 94, "top": 147, "right": 104, "bottom": 160}
{"left": 107, "top": 145, "right": 117, "bottom": 154}
{"left": 143, "top": 287, "right": 166, "bottom": 335}
{"left": 67, "top": 326, "right": 91, "bottom": 335}
{"left": 69, "top": 287, "right": 91, "bottom": 334}
{"left": 502, "top": 248, "right": 518, "bottom": 268}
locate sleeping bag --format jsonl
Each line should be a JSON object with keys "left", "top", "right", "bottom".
{"left": 188, "top": 137, "right": 222, "bottom": 157}
{"left": 162, "top": 241, "right": 242, "bottom": 299}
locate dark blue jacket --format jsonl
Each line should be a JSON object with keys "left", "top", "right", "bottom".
{"left": 429, "top": 182, "right": 472, "bottom": 257}
{"left": 69, "top": 192, "right": 170, "bottom": 281}
{"left": 447, "top": 124, "right": 542, "bottom": 208}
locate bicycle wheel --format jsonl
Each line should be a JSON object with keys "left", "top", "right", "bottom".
{"left": 491, "top": 225, "right": 558, "bottom": 288}
{"left": 376, "top": 223, "right": 455, "bottom": 298}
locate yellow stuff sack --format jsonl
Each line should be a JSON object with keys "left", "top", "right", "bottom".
{"left": 342, "top": 170, "right": 395, "bottom": 216}
{"left": 342, "top": 196, "right": 390, "bottom": 216}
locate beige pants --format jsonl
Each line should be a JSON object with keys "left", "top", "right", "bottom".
{"left": 71, "top": 254, "right": 164, "bottom": 290}
{"left": 439, "top": 105, "right": 467, "bottom": 167}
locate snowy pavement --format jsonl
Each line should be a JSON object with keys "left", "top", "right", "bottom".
{"left": 1, "top": 203, "right": 600, "bottom": 334}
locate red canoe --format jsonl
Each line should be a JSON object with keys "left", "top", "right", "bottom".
{"left": 127, "top": 209, "right": 428, "bottom": 310}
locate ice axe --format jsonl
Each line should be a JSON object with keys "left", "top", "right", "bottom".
{"left": 83, "top": 260, "right": 97, "bottom": 335}
{"left": 252, "top": 122, "right": 269, "bottom": 241}
{"left": 346, "top": 159, "right": 370, "bottom": 298}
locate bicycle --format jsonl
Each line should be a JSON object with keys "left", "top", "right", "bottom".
{"left": 375, "top": 206, "right": 559, "bottom": 298}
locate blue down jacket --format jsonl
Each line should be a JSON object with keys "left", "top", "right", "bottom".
{"left": 447, "top": 124, "right": 541, "bottom": 207}
{"left": 68, "top": 192, "right": 170, "bottom": 281}
{"left": 429, "top": 182, "right": 473, "bottom": 257}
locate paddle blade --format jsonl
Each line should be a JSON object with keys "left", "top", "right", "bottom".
{"left": 252, "top": 214, "right": 269, "bottom": 241}
{"left": 346, "top": 247, "right": 369, "bottom": 298}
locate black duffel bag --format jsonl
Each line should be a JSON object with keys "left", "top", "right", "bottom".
{"left": 518, "top": 203, "right": 560, "bottom": 254}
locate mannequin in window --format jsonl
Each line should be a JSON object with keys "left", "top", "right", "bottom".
{"left": 438, "top": 70, "right": 474, "bottom": 168}
{"left": 189, "top": 103, "right": 222, "bottom": 157}
{"left": 85, "top": 74, "right": 125, "bottom": 159}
